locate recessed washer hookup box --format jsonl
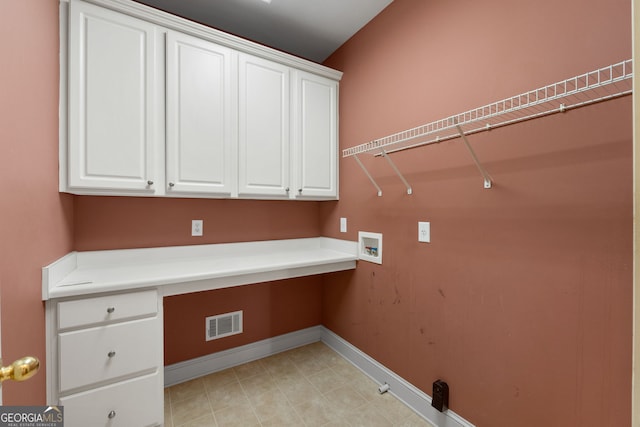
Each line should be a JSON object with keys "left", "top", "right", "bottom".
{"left": 358, "top": 231, "right": 382, "bottom": 265}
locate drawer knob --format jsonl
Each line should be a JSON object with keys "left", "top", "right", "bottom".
{"left": 108, "top": 410, "right": 116, "bottom": 419}
{"left": 107, "top": 351, "right": 116, "bottom": 358}
{"left": 106, "top": 307, "right": 115, "bottom": 314}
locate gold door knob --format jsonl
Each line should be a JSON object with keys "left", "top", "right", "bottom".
{"left": 0, "top": 356, "right": 40, "bottom": 383}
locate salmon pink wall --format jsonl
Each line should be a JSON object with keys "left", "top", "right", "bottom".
{"left": 74, "top": 196, "right": 321, "bottom": 250}
{"left": 164, "top": 277, "right": 322, "bottom": 365}
{"left": 0, "top": 0, "right": 74, "bottom": 405}
{"left": 321, "top": 0, "right": 632, "bottom": 426}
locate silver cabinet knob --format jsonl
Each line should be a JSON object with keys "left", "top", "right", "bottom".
{"left": 147, "top": 180, "right": 154, "bottom": 186}
{"left": 107, "top": 351, "right": 116, "bottom": 358}
{"left": 106, "top": 307, "right": 115, "bottom": 314}
{"left": 108, "top": 410, "right": 116, "bottom": 419}
{"left": 285, "top": 187, "right": 290, "bottom": 192}
{"left": 298, "top": 189, "right": 302, "bottom": 193}
{"left": 168, "top": 182, "right": 175, "bottom": 188}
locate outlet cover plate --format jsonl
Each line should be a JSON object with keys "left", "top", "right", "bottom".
{"left": 192, "top": 219, "right": 203, "bottom": 236}
{"left": 418, "top": 221, "right": 430, "bottom": 243}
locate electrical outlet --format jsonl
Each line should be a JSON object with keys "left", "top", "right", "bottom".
{"left": 340, "top": 217, "right": 347, "bottom": 233}
{"left": 192, "top": 219, "right": 203, "bottom": 236}
{"left": 418, "top": 221, "right": 430, "bottom": 243}
{"left": 431, "top": 380, "right": 449, "bottom": 412}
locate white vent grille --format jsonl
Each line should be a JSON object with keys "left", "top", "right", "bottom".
{"left": 206, "top": 310, "right": 243, "bottom": 341}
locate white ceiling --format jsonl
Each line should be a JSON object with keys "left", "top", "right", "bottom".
{"left": 133, "top": 0, "right": 393, "bottom": 63}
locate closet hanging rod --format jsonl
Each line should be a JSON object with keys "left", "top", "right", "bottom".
{"left": 343, "top": 59, "right": 632, "bottom": 158}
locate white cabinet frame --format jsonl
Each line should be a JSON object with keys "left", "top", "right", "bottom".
{"left": 292, "top": 70, "right": 339, "bottom": 199}
{"left": 67, "top": 0, "right": 161, "bottom": 194}
{"left": 238, "top": 54, "right": 291, "bottom": 198}
{"left": 166, "top": 31, "right": 238, "bottom": 197}
{"left": 60, "top": 0, "right": 342, "bottom": 200}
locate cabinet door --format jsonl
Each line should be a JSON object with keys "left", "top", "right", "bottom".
{"left": 292, "top": 71, "right": 338, "bottom": 199}
{"left": 68, "top": 0, "right": 159, "bottom": 193}
{"left": 238, "top": 54, "right": 290, "bottom": 197}
{"left": 60, "top": 372, "right": 162, "bottom": 427}
{"left": 166, "top": 31, "right": 237, "bottom": 196}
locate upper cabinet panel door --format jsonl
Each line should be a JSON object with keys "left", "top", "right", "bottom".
{"left": 293, "top": 71, "right": 338, "bottom": 199}
{"left": 166, "top": 31, "right": 237, "bottom": 197}
{"left": 68, "top": 1, "right": 159, "bottom": 193}
{"left": 238, "top": 54, "right": 290, "bottom": 198}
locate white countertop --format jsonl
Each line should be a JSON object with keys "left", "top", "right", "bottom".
{"left": 43, "top": 237, "right": 358, "bottom": 300}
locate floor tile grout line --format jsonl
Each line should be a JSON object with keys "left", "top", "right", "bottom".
{"left": 287, "top": 347, "right": 334, "bottom": 426}
{"left": 290, "top": 345, "right": 368, "bottom": 426}
{"left": 272, "top": 352, "right": 316, "bottom": 427}
{"left": 167, "top": 342, "right": 433, "bottom": 427}
{"left": 263, "top": 346, "right": 320, "bottom": 426}
{"left": 235, "top": 363, "right": 270, "bottom": 427}
{"left": 263, "top": 350, "right": 311, "bottom": 426}
{"left": 165, "top": 389, "right": 173, "bottom": 427}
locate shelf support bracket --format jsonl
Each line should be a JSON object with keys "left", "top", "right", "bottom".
{"left": 455, "top": 125, "right": 492, "bottom": 189}
{"left": 353, "top": 154, "right": 383, "bottom": 197}
{"left": 381, "top": 150, "right": 412, "bottom": 195}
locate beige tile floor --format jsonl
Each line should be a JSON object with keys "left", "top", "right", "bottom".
{"left": 164, "top": 341, "right": 435, "bottom": 427}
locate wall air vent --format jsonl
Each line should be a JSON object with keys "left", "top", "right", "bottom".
{"left": 206, "top": 310, "right": 243, "bottom": 341}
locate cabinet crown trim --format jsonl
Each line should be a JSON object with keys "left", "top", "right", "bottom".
{"left": 73, "top": 0, "right": 342, "bottom": 81}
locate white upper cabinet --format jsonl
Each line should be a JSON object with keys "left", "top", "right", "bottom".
{"left": 67, "top": 0, "right": 160, "bottom": 194}
{"left": 166, "top": 31, "right": 237, "bottom": 197}
{"left": 238, "top": 54, "right": 291, "bottom": 198}
{"left": 292, "top": 71, "right": 338, "bottom": 199}
{"left": 62, "top": 0, "right": 341, "bottom": 200}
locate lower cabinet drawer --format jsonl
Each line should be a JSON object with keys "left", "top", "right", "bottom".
{"left": 60, "top": 372, "right": 162, "bottom": 427}
{"left": 58, "top": 289, "right": 158, "bottom": 330}
{"left": 59, "top": 316, "right": 161, "bottom": 392}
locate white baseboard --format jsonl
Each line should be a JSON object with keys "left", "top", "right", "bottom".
{"left": 320, "top": 328, "right": 475, "bottom": 427}
{"left": 164, "top": 325, "right": 474, "bottom": 427}
{"left": 164, "top": 325, "right": 323, "bottom": 386}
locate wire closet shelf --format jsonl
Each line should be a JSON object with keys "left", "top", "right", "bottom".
{"left": 343, "top": 59, "right": 632, "bottom": 159}
{"left": 342, "top": 59, "right": 632, "bottom": 196}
